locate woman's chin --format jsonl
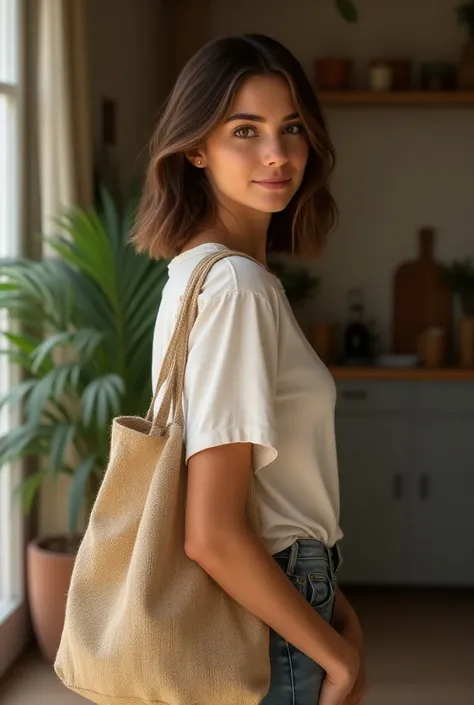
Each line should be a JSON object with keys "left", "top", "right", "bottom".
{"left": 254, "top": 195, "right": 295, "bottom": 214}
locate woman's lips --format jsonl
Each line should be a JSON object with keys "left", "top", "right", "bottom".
{"left": 253, "top": 178, "right": 292, "bottom": 190}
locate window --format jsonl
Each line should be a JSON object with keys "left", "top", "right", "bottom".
{"left": 0, "top": 0, "right": 24, "bottom": 648}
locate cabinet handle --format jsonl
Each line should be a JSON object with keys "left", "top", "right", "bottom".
{"left": 393, "top": 473, "right": 403, "bottom": 500}
{"left": 419, "top": 474, "right": 430, "bottom": 500}
{"left": 342, "top": 390, "right": 368, "bottom": 401}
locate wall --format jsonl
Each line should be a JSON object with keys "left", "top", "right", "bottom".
{"left": 208, "top": 0, "right": 474, "bottom": 351}
{"left": 39, "top": 0, "right": 166, "bottom": 536}
{"left": 86, "top": 0, "right": 166, "bottom": 193}
{"left": 162, "top": 0, "right": 212, "bottom": 92}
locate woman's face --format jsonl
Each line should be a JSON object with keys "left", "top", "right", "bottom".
{"left": 197, "top": 74, "right": 309, "bottom": 215}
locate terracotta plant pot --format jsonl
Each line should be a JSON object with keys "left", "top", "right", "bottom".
{"left": 458, "top": 38, "right": 474, "bottom": 89}
{"left": 27, "top": 535, "right": 82, "bottom": 662}
{"left": 314, "top": 58, "right": 352, "bottom": 91}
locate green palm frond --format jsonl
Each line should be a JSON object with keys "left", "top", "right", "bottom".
{"left": 0, "top": 423, "right": 51, "bottom": 467}
{"left": 68, "top": 454, "right": 100, "bottom": 535}
{"left": 26, "top": 363, "right": 83, "bottom": 422}
{"left": 0, "top": 185, "right": 169, "bottom": 533}
{"left": 49, "top": 422, "right": 78, "bottom": 478}
{"left": 81, "top": 374, "right": 125, "bottom": 429}
{"left": 0, "top": 378, "right": 37, "bottom": 412}
{"left": 14, "top": 470, "right": 47, "bottom": 513}
{"left": 30, "top": 332, "right": 75, "bottom": 373}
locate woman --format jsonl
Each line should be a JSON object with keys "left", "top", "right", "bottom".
{"left": 133, "top": 34, "right": 368, "bottom": 705}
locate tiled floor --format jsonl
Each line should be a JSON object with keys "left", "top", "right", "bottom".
{"left": 1, "top": 588, "right": 473, "bottom": 705}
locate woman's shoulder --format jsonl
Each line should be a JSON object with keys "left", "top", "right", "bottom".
{"left": 168, "top": 243, "right": 284, "bottom": 305}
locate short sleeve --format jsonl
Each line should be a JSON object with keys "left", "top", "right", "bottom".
{"left": 183, "top": 290, "right": 279, "bottom": 472}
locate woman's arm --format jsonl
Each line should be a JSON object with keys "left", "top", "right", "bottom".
{"left": 333, "top": 587, "right": 368, "bottom": 703}
{"left": 185, "top": 442, "right": 359, "bottom": 689}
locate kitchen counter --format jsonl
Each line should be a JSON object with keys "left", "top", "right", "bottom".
{"left": 329, "top": 366, "right": 474, "bottom": 381}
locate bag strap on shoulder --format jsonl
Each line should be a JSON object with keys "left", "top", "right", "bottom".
{"left": 146, "top": 250, "right": 263, "bottom": 433}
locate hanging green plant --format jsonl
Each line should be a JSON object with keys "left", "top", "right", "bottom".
{"left": 457, "top": 1, "right": 474, "bottom": 37}
{"left": 335, "top": 0, "right": 358, "bottom": 23}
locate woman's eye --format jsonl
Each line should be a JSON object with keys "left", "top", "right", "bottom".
{"left": 284, "top": 124, "right": 304, "bottom": 135}
{"left": 233, "top": 125, "right": 257, "bottom": 138}
{"left": 233, "top": 123, "right": 304, "bottom": 138}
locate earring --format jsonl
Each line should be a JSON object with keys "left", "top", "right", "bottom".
{"left": 196, "top": 159, "right": 202, "bottom": 166}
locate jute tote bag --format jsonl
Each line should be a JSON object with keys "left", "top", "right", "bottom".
{"left": 54, "top": 250, "right": 271, "bottom": 705}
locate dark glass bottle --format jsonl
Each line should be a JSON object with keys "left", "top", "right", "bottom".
{"left": 344, "top": 288, "right": 372, "bottom": 364}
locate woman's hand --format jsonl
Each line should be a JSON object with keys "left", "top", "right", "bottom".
{"left": 319, "top": 640, "right": 360, "bottom": 705}
{"left": 331, "top": 587, "right": 368, "bottom": 704}
{"left": 339, "top": 614, "right": 368, "bottom": 705}
{"left": 326, "top": 587, "right": 368, "bottom": 705}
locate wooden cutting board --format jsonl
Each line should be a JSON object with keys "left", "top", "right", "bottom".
{"left": 392, "top": 227, "right": 453, "bottom": 354}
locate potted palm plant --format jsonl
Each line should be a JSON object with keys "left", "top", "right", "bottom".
{"left": 0, "top": 187, "right": 168, "bottom": 662}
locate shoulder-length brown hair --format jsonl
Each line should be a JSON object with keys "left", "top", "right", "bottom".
{"left": 131, "top": 34, "right": 337, "bottom": 259}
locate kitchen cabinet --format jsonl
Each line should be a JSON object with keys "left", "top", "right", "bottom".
{"left": 336, "top": 417, "right": 411, "bottom": 584}
{"left": 410, "top": 417, "right": 474, "bottom": 586}
{"left": 335, "top": 380, "right": 474, "bottom": 586}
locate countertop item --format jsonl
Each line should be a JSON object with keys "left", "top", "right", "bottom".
{"left": 392, "top": 227, "right": 453, "bottom": 354}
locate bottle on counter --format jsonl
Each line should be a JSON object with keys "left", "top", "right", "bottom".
{"left": 343, "top": 288, "right": 373, "bottom": 365}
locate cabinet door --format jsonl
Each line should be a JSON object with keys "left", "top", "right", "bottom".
{"left": 335, "top": 416, "right": 412, "bottom": 585}
{"left": 411, "top": 417, "right": 474, "bottom": 586}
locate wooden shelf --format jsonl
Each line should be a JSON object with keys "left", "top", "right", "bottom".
{"left": 319, "top": 90, "right": 474, "bottom": 107}
{"left": 329, "top": 366, "right": 474, "bottom": 381}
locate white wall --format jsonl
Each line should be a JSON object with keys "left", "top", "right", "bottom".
{"left": 86, "top": 0, "right": 166, "bottom": 192}
{"left": 210, "top": 0, "right": 474, "bottom": 351}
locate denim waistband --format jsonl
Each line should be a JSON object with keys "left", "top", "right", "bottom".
{"left": 273, "top": 539, "right": 342, "bottom": 577}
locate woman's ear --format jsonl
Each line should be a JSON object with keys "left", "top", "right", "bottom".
{"left": 185, "top": 150, "right": 206, "bottom": 168}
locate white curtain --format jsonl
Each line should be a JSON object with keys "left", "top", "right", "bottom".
{"left": 29, "top": 0, "right": 93, "bottom": 534}
{"left": 37, "top": 0, "right": 92, "bottom": 235}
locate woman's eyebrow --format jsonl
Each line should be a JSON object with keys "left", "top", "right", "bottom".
{"left": 224, "top": 112, "right": 300, "bottom": 123}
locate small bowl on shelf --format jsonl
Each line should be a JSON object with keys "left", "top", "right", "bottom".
{"left": 314, "top": 58, "right": 353, "bottom": 91}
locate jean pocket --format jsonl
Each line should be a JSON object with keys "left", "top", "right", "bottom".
{"left": 288, "top": 573, "right": 306, "bottom": 596}
{"left": 308, "top": 571, "right": 335, "bottom": 613}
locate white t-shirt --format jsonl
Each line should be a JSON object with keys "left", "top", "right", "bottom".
{"left": 152, "top": 243, "right": 343, "bottom": 555}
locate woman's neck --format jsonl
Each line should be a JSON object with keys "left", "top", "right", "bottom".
{"left": 182, "top": 201, "right": 271, "bottom": 267}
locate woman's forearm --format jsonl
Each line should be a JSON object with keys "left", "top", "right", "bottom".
{"left": 187, "top": 529, "right": 358, "bottom": 681}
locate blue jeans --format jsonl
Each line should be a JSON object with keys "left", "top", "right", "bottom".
{"left": 261, "top": 539, "right": 341, "bottom": 705}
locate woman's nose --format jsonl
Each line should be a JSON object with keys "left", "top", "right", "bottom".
{"left": 263, "top": 138, "right": 288, "bottom": 168}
